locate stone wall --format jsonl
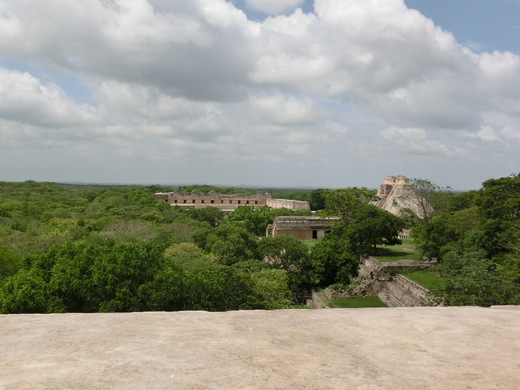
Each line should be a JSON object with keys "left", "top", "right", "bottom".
{"left": 266, "top": 198, "right": 310, "bottom": 211}
{"left": 361, "top": 257, "right": 433, "bottom": 279}
{"left": 272, "top": 229, "right": 314, "bottom": 240}
{"left": 308, "top": 291, "right": 328, "bottom": 309}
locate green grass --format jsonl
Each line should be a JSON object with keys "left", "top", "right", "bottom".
{"left": 316, "top": 290, "right": 387, "bottom": 308}
{"left": 303, "top": 240, "right": 318, "bottom": 249}
{"left": 373, "top": 238, "right": 422, "bottom": 262}
{"left": 400, "top": 270, "right": 445, "bottom": 291}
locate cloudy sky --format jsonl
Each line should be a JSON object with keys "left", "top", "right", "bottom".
{"left": 0, "top": 0, "right": 519, "bottom": 190}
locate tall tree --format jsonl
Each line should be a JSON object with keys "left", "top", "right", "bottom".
{"left": 401, "top": 178, "right": 438, "bottom": 222}
{"left": 346, "top": 204, "right": 406, "bottom": 256}
{"left": 311, "top": 236, "right": 359, "bottom": 286}
{"left": 476, "top": 173, "right": 520, "bottom": 222}
{"left": 323, "top": 187, "right": 377, "bottom": 233}
{"left": 193, "top": 224, "right": 259, "bottom": 265}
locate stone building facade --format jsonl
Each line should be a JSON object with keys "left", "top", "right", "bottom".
{"left": 155, "top": 191, "right": 310, "bottom": 213}
{"left": 266, "top": 216, "right": 338, "bottom": 240}
{"left": 378, "top": 175, "right": 410, "bottom": 196}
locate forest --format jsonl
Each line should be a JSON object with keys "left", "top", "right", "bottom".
{"left": 0, "top": 174, "right": 518, "bottom": 313}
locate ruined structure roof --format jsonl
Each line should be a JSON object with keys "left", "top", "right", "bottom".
{"left": 270, "top": 216, "right": 338, "bottom": 229}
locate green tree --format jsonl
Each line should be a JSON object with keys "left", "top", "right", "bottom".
{"left": 185, "top": 266, "right": 255, "bottom": 311}
{"left": 346, "top": 204, "right": 405, "bottom": 256}
{"left": 0, "top": 269, "right": 49, "bottom": 313}
{"left": 412, "top": 216, "right": 452, "bottom": 260}
{"left": 323, "top": 187, "right": 377, "bottom": 236}
{"left": 500, "top": 221, "right": 520, "bottom": 289}
{"left": 311, "top": 236, "right": 358, "bottom": 286}
{"left": 193, "top": 224, "right": 259, "bottom": 265}
{"left": 257, "top": 235, "right": 314, "bottom": 301}
{"left": 437, "top": 249, "right": 518, "bottom": 306}
{"left": 232, "top": 261, "right": 292, "bottom": 309}
{"left": 187, "top": 207, "right": 224, "bottom": 227}
{"left": 310, "top": 189, "right": 329, "bottom": 211}
{"left": 0, "top": 246, "right": 21, "bottom": 284}
{"left": 402, "top": 178, "right": 439, "bottom": 222}
{"left": 164, "top": 242, "right": 218, "bottom": 269}
{"left": 258, "top": 236, "right": 310, "bottom": 270}
{"left": 137, "top": 260, "right": 189, "bottom": 311}
{"left": 476, "top": 173, "right": 520, "bottom": 221}
{"left": 90, "top": 242, "right": 164, "bottom": 312}
{"left": 47, "top": 243, "right": 101, "bottom": 312}
{"left": 227, "top": 206, "right": 273, "bottom": 236}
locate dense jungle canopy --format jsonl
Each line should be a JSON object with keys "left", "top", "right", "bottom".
{"left": 0, "top": 174, "right": 518, "bottom": 313}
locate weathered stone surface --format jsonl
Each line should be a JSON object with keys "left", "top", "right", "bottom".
{"left": 1, "top": 307, "right": 519, "bottom": 389}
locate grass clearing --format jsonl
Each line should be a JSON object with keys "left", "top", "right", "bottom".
{"left": 327, "top": 296, "right": 388, "bottom": 308}
{"left": 374, "top": 238, "right": 422, "bottom": 262}
{"left": 303, "top": 240, "right": 318, "bottom": 249}
{"left": 400, "top": 270, "right": 445, "bottom": 292}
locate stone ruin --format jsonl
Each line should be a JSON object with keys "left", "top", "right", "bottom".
{"left": 266, "top": 216, "right": 338, "bottom": 240}
{"left": 371, "top": 175, "right": 433, "bottom": 219}
{"left": 318, "top": 255, "right": 441, "bottom": 308}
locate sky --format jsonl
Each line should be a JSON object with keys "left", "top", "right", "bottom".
{"left": 0, "top": 0, "right": 519, "bottom": 190}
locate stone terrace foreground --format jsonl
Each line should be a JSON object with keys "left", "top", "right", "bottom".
{"left": 1, "top": 307, "right": 519, "bottom": 390}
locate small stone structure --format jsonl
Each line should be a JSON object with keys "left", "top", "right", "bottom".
{"left": 356, "top": 256, "right": 439, "bottom": 307}
{"left": 372, "top": 175, "right": 433, "bottom": 219}
{"left": 156, "top": 190, "right": 310, "bottom": 213}
{"left": 378, "top": 274, "right": 440, "bottom": 307}
{"left": 266, "top": 216, "right": 338, "bottom": 240}
{"left": 317, "top": 256, "right": 439, "bottom": 308}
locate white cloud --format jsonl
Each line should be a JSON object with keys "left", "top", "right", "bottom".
{"left": 0, "top": 0, "right": 519, "bottom": 188}
{"left": 380, "top": 126, "right": 463, "bottom": 156}
{"left": 0, "top": 67, "right": 98, "bottom": 127}
{"left": 464, "top": 126, "right": 500, "bottom": 142}
{"left": 244, "top": 0, "right": 304, "bottom": 14}
{"left": 248, "top": 93, "right": 330, "bottom": 125}
{"left": 0, "top": 0, "right": 255, "bottom": 101}
{"left": 381, "top": 126, "right": 426, "bottom": 141}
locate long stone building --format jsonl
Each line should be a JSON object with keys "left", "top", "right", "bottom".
{"left": 155, "top": 190, "right": 310, "bottom": 213}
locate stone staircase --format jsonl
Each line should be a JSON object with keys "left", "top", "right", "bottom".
{"left": 378, "top": 275, "right": 435, "bottom": 308}
{"left": 316, "top": 256, "right": 440, "bottom": 308}
{"left": 378, "top": 282, "right": 407, "bottom": 307}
